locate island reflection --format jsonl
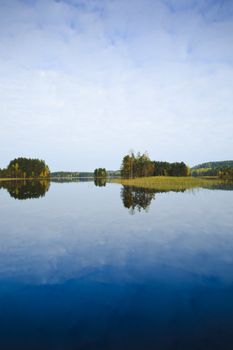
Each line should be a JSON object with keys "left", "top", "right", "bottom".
{"left": 0, "top": 180, "right": 50, "bottom": 200}
{"left": 94, "top": 178, "right": 107, "bottom": 187}
{"left": 120, "top": 186, "right": 157, "bottom": 214}
{"left": 120, "top": 186, "right": 188, "bottom": 214}
{"left": 1, "top": 179, "right": 233, "bottom": 203}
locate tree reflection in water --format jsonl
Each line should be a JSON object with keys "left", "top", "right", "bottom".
{"left": 0, "top": 180, "right": 50, "bottom": 200}
{"left": 120, "top": 186, "right": 189, "bottom": 214}
{"left": 121, "top": 186, "right": 157, "bottom": 214}
{"left": 94, "top": 178, "right": 107, "bottom": 187}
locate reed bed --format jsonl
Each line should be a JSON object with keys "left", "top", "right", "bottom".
{"left": 111, "top": 176, "right": 222, "bottom": 191}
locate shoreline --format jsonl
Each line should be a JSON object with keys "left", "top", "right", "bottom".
{"left": 111, "top": 176, "right": 224, "bottom": 191}
{"left": 0, "top": 178, "right": 50, "bottom": 181}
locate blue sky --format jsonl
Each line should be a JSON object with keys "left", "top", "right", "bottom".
{"left": 0, "top": 0, "right": 232, "bottom": 171}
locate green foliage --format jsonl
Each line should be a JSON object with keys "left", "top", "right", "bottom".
{"left": 219, "top": 168, "right": 233, "bottom": 180}
{"left": 120, "top": 151, "right": 190, "bottom": 178}
{"left": 94, "top": 168, "right": 107, "bottom": 178}
{"left": 192, "top": 160, "right": 233, "bottom": 169}
{"left": 191, "top": 161, "right": 233, "bottom": 176}
{"left": 0, "top": 158, "right": 50, "bottom": 179}
{"left": 153, "top": 161, "right": 190, "bottom": 177}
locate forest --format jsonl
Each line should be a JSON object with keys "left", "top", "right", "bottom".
{"left": 120, "top": 152, "right": 190, "bottom": 178}
{"left": 219, "top": 168, "right": 233, "bottom": 180}
{"left": 0, "top": 158, "right": 50, "bottom": 179}
{"left": 191, "top": 160, "right": 233, "bottom": 177}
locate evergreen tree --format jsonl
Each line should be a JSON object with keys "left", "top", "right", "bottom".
{"left": 0, "top": 158, "right": 50, "bottom": 178}
{"left": 94, "top": 168, "right": 107, "bottom": 178}
{"left": 120, "top": 152, "right": 190, "bottom": 178}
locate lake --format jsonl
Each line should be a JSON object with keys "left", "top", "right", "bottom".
{"left": 0, "top": 180, "right": 233, "bottom": 349}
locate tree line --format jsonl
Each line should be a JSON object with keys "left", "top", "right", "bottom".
{"left": 191, "top": 160, "right": 233, "bottom": 177}
{"left": 0, "top": 158, "right": 50, "bottom": 178}
{"left": 219, "top": 168, "right": 233, "bottom": 180}
{"left": 120, "top": 152, "right": 190, "bottom": 178}
{"left": 51, "top": 171, "right": 94, "bottom": 178}
{"left": 192, "top": 167, "right": 233, "bottom": 177}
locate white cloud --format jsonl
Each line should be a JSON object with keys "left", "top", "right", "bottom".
{"left": 0, "top": 0, "right": 232, "bottom": 170}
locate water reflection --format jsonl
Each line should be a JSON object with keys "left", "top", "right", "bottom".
{"left": 0, "top": 181, "right": 233, "bottom": 349}
{"left": 51, "top": 177, "right": 93, "bottom": 183}
{"left": 1, "top": 179, "right": 233, "bottom": 203}
{"left": 120, "top": 182, "right": 233, "bottom": 214}
{"left": 94, "top": 178, "right": 107, "bottom": 187}
{"left": 120, "top": 186, "right": 157, "bottom": 214}
{"left": 120, "top": 186, "right": 189, "bottom": 214}
{"left": 0, "top": 180, "right": 50, "bottom": 200}
{"left": 205, "top": 182, "right": 233, "bottom": 191}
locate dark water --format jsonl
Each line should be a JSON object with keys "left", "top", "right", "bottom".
{"left": 0, "top": 180, "right": 233, "bottom": 349}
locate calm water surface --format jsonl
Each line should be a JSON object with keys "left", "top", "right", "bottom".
{"left": 0, "top": 180, "right": 233, "bottom": 349}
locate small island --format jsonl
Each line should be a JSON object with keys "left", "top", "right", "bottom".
{"left": 112, "top": 152, "right": 233, "bottom": 191}
{"left": 0, "top": 158, "right": 50, "bottom": 179}
{"left": 0, "top": 154, "right": 232, "bottom": 192}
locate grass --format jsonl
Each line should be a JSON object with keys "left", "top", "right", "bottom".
{"left": 111, "top": 176, "right": 223, "bottom": 191}
{"left": 0, "top": 177, "right": 50, "bottom": 181}
{"left": 0, "top": 178, "right": 24, "bottom": 181}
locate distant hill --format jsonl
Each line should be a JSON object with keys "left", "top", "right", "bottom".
{"left": 51, "top": 171, "right": 93, "bottom": 178}
{"left": 51, "top": 170, "right": 121, "bottom": 179}
{"left": 191, "top": 161, "right": 233, "bottom": 176}
{"left": 192, "top": 161, "right": 233, "bottom": 170}
{"left": 107, "top": 170, "right": 121, "bottom": 177}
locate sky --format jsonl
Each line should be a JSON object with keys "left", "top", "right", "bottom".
{"left": 0, "top": 0, "right": 233, "bottom": 171}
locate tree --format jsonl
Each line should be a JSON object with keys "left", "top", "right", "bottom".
{"left": 120, "top": 155, "right": 133, "bottom": 178}
{"left": 0, "top": 158, "right": 50, "bottom": 179}
{"left": 94, "top": 168, "right": 107, "bottom": 178}
{"left": 120, "top": 152, "right": 190, "bottom": 178}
